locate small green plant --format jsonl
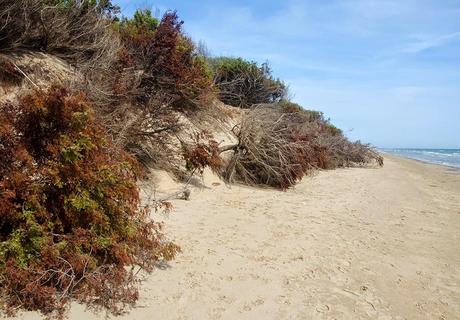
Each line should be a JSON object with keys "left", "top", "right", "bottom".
{"left": 119, "top": 9, "right": 159, "bottom": 31}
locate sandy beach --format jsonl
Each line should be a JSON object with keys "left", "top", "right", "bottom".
{"left": 17, "top": 155, "right": 460, "bottom": 320}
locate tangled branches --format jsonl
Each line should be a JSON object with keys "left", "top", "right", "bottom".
{"left": 0, "top": 0, "right": 120, "bottom": 73}
{"left": 315, "top": 134, "right": 384, "bottom": 168}
{"left": 223, "top": 105, "right": 308, "bottom": 189}
{"left": 0, "top": 0, "right": 122, "bottom": 112}
{"left": 222, "top": 103, "right": 383, "bottom": 189}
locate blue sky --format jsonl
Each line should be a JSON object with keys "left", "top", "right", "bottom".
{"left": 116, "top": 0, "right": 460, "bottom": 148}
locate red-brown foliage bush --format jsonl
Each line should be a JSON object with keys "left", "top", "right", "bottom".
{"left": 0, "top": 86, "right": 179, "bottom": 318}
{"left": 117, "top": 11, "right": 213, "bottom": 110}
{"left": 182, "top": 132, "right": 223, "bottom": 174}
{"left": 100, "top": 11, "right": 215, "bottom": 167}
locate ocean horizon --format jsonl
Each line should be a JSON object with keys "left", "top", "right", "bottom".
{"left": 381, "top": 148, "right": 460, "bottom": 169}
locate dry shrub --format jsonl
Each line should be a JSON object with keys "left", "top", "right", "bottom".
{"left": 0, "top": 0, "right": 123, "bottom": 113}
{"left": 0, "top": 86, "right": 179, "bottom": 318}
{"left": 316, "top": 134, "right": 384, "bottom": 168}
{"left": 222, "top": 103, "right": 383, "bottom": 189}
{"left": 278, "top": 102, "right": 383, "bottom": 169}
{"left": 98, "top": 90, "right": 182, "bottom": 168}
{"left": 0, "top": 55, "right": 24, "bottom": 85}
{"left": 222, "top": 105, "right": 308, "bottom": 189}
{"left": 0, "top": 0, "right": 120, "bottom": 73}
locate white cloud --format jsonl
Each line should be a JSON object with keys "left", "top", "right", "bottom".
{"left": 403, "top": 32, "right": 460, "bottom": 53}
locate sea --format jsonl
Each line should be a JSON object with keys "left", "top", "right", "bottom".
{"left": 380, "top": 148, "right": 460, "bottom": 169}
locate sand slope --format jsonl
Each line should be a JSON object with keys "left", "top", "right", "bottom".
{"left": 18, "top": 156, "right": 460, "bottom": 319}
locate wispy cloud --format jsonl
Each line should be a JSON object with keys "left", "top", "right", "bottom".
{"left": 403, "top": 32, "right": 460, "bottom": 53}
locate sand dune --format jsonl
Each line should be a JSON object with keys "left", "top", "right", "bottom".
{"left": 18, "top": 155, "right": 460, "bottom": 319}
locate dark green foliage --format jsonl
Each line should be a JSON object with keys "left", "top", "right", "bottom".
{"left": 209, "top": 57, "right": 287, "bottom": 108}
{"left": 117, "top": 9, "right": 159, "bottom": 31}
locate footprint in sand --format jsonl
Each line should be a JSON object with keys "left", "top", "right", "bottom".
{"left": 315, "top": 304, "right": 330, "bottom": 313}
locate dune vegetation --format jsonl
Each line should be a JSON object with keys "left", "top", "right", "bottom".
{"left": 0, "top": 0, "right": 383, "bottom": 318}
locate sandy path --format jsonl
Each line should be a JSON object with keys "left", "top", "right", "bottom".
{"left": 18, "top": 156, "right": 460, "bottom": 319}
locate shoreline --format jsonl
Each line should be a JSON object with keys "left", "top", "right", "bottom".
{"left": 382, "top": 152, "right": 460, "bottom": 172}
{"left": 17, "top": 155, "right": 460, "bottom": 319}
{"left": 379, "top": 150, "right": 460, "bottom": 171}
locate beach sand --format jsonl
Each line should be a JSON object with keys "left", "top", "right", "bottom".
{"left": 17, "top": 155, "right": 460, "bottom": 319}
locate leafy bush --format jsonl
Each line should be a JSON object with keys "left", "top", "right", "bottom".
{"left": 139, "top": 12, "right": 213, "bottom": 109}
{"left": 114, "top": 9, "right": 159, "bottom": 67}
{"left": 118, "top": 9, "right": 159, "bottom": 33}
{"left": 277, "top": 101, "right": 322, "bottom": 122}
{"left": 182, "top": 132, "right": 223, "bottom": 174}
{"left": 108, "top": 11, "right": 215, "bottom": 166}
{"left": 117, "top": 11, "right": 213, "bottom": 108}
{"left": 0, "top": 86, "right": 179, "bottom": 318}
{"left": 210, "top": 57, "right": 287, "bottom": 108}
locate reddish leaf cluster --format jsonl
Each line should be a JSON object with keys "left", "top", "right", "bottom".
{"left": 118, "top": 11, "right": 213, "bottom": 109}
{"left": 0, "top": 86, "right": 179, "bottom": 318}
{"left": 183, "top": 132, "right": 223, "bottom": 174}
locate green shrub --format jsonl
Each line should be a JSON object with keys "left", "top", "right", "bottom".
{"left": 209, "top": 57, "right": 287, "bottom": 108}
{"left": 277, "top": 101, "right": 324, "bottom": 122}
{"left": 118, "top": 9, "right": 159, "bottom": 31}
